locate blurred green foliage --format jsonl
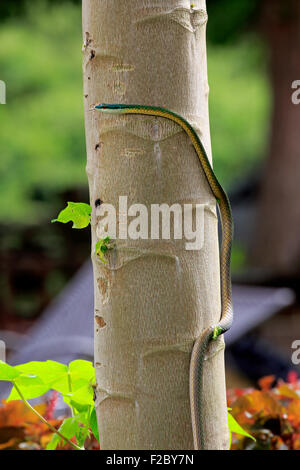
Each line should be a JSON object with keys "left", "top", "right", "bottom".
{"left": 209, "top": 37, "right": 270, "bottom": 187}
{"left": 0, "top": 1, "right": 270, "bottom": 225}
{"left": 0, "top": 3, "right": 85, "bottom": 223}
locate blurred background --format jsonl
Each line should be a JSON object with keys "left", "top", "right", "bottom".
{"left": 0, "top": 0, "right": 299, "bottom": 389}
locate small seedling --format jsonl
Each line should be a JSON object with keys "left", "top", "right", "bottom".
{"left": 212, "top": 326, "right": 223, "bottom": 340}
{"left": 95, "top": 236, "right": 114, "bottom": 263}
{"left": 52, "top": 201, "right": 113, "bottom": 263}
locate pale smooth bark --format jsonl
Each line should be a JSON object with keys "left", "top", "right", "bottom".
{"left": 82, "top": 0, "right": 229, "bottom": 450}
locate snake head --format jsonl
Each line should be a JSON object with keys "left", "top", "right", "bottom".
{"left": 95, "top": 104, "right": 125, "bottom": 110}
{"left": 95, "top": 104, "right": 108, "bottom": 109}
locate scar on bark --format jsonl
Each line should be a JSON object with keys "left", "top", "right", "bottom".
{"left": 97, "top": 276, "right": 110, "bottom": 304}
{"left": 95, "top": 315, "right": 106, "bottom": 328}
{"left": 95, "top": 199, "right": 102, "bottom": 207}
{"left": 84, "top": 32, "right": 93, "bottom": 49}
{"left": 111, "top": 63, "right": 135, "bottom": 72}
{"left": 95, "top": 142, "right": 103, "bottom": 151}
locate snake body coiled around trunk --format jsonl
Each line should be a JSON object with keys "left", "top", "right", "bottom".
{"left": 95, "top": 104, "right": 233, "bottom": 450}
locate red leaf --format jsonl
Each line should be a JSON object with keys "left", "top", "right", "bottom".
{"left": 287, "top": 371, "right": 298, "bottom": 385}
{"left": 258, "top": 375, "right": 275, "bottom": 391}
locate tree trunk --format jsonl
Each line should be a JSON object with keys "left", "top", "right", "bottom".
{"left": 252, "top": 0, "right": 300, "bottom": 277}
{"left": 82, "top": 0, "right": 229, "bottom": 450}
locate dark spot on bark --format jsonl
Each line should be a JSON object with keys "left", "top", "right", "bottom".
{"left": 90, "top": 50, "right": 96, "bottom": 60}
{"left": 95, "top": 199, "right": 102, "bottom": 207}
{"left": 95, "top": 315, "right": 106, "bottom": 328}
{"left": 95, "top": 143, "right": 100, "bottom": 151}
{"left": 92, "top": 384, "right": 97, "bottom": 401}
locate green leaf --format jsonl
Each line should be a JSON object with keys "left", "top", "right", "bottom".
{"left": 46, "top": 432, "right": 61, "bottom": 451}
{"left": 60, "top": 417, "right": 81, "bottom": 438}
{"left": 69, "top": 360, "right": 95, "bottom": 383}
{"left": 61, "top": 361, "right": 95, "bottom": 409}
{"left": 74, "top": 420, "right": 89, "bottom": 448}
{"left": 15, "top": 360, "right": 68, "bottom": 384}
{"left": 0, "top": 360, "right": 21, "bottom": 381}
{"left": 51, "top": 202, "right": 91, "bottom": 229}
{"left": 227, "top": 411, "right": 256, "bottom": 448}
{"left": 71, "top": 410, "right": 92, "bottom": 447}
{"left": 46, "top": 417, "right": 81, "bottom": 450}
{"left": 75, "top": 426, "right": 89, "bottom": 449}
{"left": 7, "top": 375, "right": 50, "bottom": 401}
{"left": 74, "top": 410, "right": 91, "bottom": 427}
{"left": 11, "top": 360, "right": 69, "bottom": 397}
{"left": 64, "top": 360, "right": 95, "bottom": 399}
{"left": 70, "top": 401, "right": 90, "bottom": 414}
{"left": 65, "top": 383, "right": 94, "bottom": 407}
{"left": 6, "top": 360, "right": 74, "bottom": 400}
{"left": 95, "top": 240, "right": 108, "bottom": 263}
{"left": 73, "top": 412, "right": 91, "bottom": 448}
{"left": 90, "top": 407, "right": 99, "bottom": 443}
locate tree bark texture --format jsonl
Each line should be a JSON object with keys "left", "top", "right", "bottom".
{"left": 82, "top": 0, "right": 229, "bottom": 450}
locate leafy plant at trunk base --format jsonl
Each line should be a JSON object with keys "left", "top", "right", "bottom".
{"left": 3, "top": 363, "right": 299, "bottom": 450}
{"left": 0, "top": 359, "right": 99, "bottom": 450}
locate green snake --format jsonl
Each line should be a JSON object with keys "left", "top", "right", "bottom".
{"left": 95, "top": 104, "right": 233, "bottom": 450}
